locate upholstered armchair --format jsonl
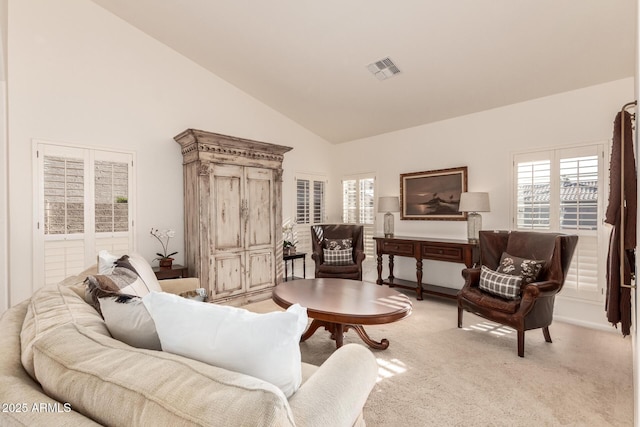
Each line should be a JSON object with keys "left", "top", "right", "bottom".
{"left": 457, "top": 230, "right": 578, "bottom": 357}
{"left": 311, "top": 224, "right": 366, "bottom": 280}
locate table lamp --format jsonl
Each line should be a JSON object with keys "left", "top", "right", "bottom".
{"left": 458, "top": 192, "right": 490, "bottom": 243}
{"left": 378, "top": 196, "right": 400, "bottom": 238}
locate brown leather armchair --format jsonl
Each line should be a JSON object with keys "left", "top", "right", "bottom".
{"left": 457, "top": 230, "right": 578, "bottom": 357}
{"left": 311, "top": 224, "right": 366, "bottom": 280}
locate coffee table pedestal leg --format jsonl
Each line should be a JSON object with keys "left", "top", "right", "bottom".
{"left": 300, "top": 319, "right": 390, "bottom": 350}
{"left": 351, "top": 325, "right": 389, "bottom": 350}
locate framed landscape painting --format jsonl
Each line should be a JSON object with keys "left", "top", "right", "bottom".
{"left": 400, "top": 166, "right": 468, "bottom": 220}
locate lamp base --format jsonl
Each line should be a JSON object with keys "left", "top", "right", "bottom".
{"left": 383, "top": 211, "right": 394, "bottom": 238}
{"left": 467, "top": 212, "right": 482, "bottom": 243}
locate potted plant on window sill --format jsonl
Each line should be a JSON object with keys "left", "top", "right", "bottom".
{"left": 151, "top": 228, "right": 178, "bottom": 269}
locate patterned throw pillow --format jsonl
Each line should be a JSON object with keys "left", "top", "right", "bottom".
{"left": 496, "top": 252, "right": 545, "bottom": 284}
{"left": 324, "top": 238, "right": 353, "bottom": 250}
{"left": 323, "top": 248, "right": 354, "bottom": 266}
{"left": 99, "top": 295, "right": 162, "bottom": 350}
{"left": 479, "top": 265, "right": 523, "bottom": 300}
{"left": 85, "top": 254, "right": 162, "bottom": 314}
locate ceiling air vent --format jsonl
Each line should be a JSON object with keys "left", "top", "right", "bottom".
{"left": 366, "top": 57, "right": 401, "bottom": 81}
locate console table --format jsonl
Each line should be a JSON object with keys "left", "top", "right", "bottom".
{"left": 373, "top": 235, "right": 479, "bottom": 300}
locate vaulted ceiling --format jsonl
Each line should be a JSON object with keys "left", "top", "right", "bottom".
{"left": 91, "top": 1, "right": 636, "bottom": 143}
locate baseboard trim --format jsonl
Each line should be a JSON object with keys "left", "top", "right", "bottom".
{"left": 554, "top": 315, "right": 618, "bottom": 333}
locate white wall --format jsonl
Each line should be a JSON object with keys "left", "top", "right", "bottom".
{"left": 0, "top": 0, "right": 6, "bottom": 315}
{"left": 333, "top": 77, "right": 635, "bottom": 328}
{"left": 5, "top": 0, "right": 333, "bottom": 308}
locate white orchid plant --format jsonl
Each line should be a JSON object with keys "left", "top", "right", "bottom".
{"left": 282, "top": 219, "right": 298, "bottom": 249}
{"left": 150, "top": 228, "right": 178, "bottom": 260}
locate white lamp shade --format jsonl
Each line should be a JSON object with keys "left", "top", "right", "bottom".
{"left": 458, "top": 192, "right": 490, "bottom": 213}
{"left": 378, "top": 196, "right": 400, "bottom": 213}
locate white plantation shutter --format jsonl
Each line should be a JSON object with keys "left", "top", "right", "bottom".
{"left": 43, "top": 156, "right": 85, "bottom": 234}
{"left": 35, "top": 142, "right": 134, "bottom": 288}
{"left": 42, "top": 154, "right": 86, "bottom": 285}
{"left": 293, "top": 174, "right": 327, "bottom": 256}
{"left": 343, "top": 175, "right": 375, "bottom": 257}
{"left": 94, "top": 158, "right": 132, "bottom": 261}
{"left": 359, "top": 178, "right": 375, "bottom": 225}
{"left": 313, "top": 180, "right": 325, "bottom": 224}
{"left": 95, "top": 160, "right": 129, "bottom": 233}
{"left": 559, "top": 155, "right": 598, "bottom": 231}
{"left": 516, "top": 159, "right": 551, "bottom": 229}
{"left": 513, "top": 145, "right": 606, "bottom": 301}
{"left": 564, "top": 236, "right": 599, "bottom": 297}
{"left": 296, "top": 179, "right": 310, "bottom": 225}
{"left": 359, "top": 178, "right": 375, "bottom": 256}
{"left": 39, "top": 146, "right": 89, "bottom": 287}
{"left": 342, "top": 180, "right": 358, "bottom": 223}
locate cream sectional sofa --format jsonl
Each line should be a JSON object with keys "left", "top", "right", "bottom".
{"left": 0, "top": 268, "right": 378, "bottom": 426}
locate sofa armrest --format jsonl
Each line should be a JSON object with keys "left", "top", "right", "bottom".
{"left": 159, "top": 277, "right": 201, "bottom": 295}
{"left": 288, "top": 343, "right": 377, "bottom": 427}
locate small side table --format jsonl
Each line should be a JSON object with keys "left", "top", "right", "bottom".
{"left": 283, "top": 253, "right": 306, "bottom": 282}
{"left": 153, "top": 264, "right": 188, "bottom": 280}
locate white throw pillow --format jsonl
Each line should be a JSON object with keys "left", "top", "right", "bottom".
{"left": 142, "top": 291, "right": 308, "bottom": 397}
{"left": 99, "top": 295, "right": 161, "bottom": 350}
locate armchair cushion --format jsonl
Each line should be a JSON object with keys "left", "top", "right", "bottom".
{"left": 496, "top": 252, "right": 545, "bottom": 284}
{"left": 458, "top": 286, "right": 520, "bottom": 314}
{"left": 323, "top": 248, "right": 355, "bottom": 266}
{"left": 478, "top": 266, "right": 522, "bottom": 300}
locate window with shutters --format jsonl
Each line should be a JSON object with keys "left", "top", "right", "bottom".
{"left": 95, "top": 160, "right": 129, "bottom": 233}
{"left": 293, "top": 173, "right": 327, "bottom": 255}
{"left": 342, "top": 174, "right": 375, "bottom": 257}
{"left": 512, "top": 144, "right": 607, "bottom": 301}
{"left": 34, "top": 141, "right": 135, "bottom": 288}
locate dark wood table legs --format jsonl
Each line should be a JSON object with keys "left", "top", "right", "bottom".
{"left": 300, "top": 319, "right": 390, "bottom": 350}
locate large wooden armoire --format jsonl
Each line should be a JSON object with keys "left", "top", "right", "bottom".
{"left": 174, "top": 129, "right": 292, "bottom": 304}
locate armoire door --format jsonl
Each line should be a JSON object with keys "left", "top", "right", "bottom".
{"left": 244, "top": 167, "right": 275, "bottom": 290}
{"left": 210, "top": 164, "right": 244, "bottom": 297}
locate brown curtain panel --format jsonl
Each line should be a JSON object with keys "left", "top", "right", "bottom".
{"left": 605, "top": 110, "right": 637, "bottom": 337}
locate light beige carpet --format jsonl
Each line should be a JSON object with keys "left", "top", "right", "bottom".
{"left": 245, "top": 290, "right": 633, "bottom": 427}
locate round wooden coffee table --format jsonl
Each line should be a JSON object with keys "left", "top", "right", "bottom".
{"left": 272, "top": 278, "right": 412, "bottom": 350}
